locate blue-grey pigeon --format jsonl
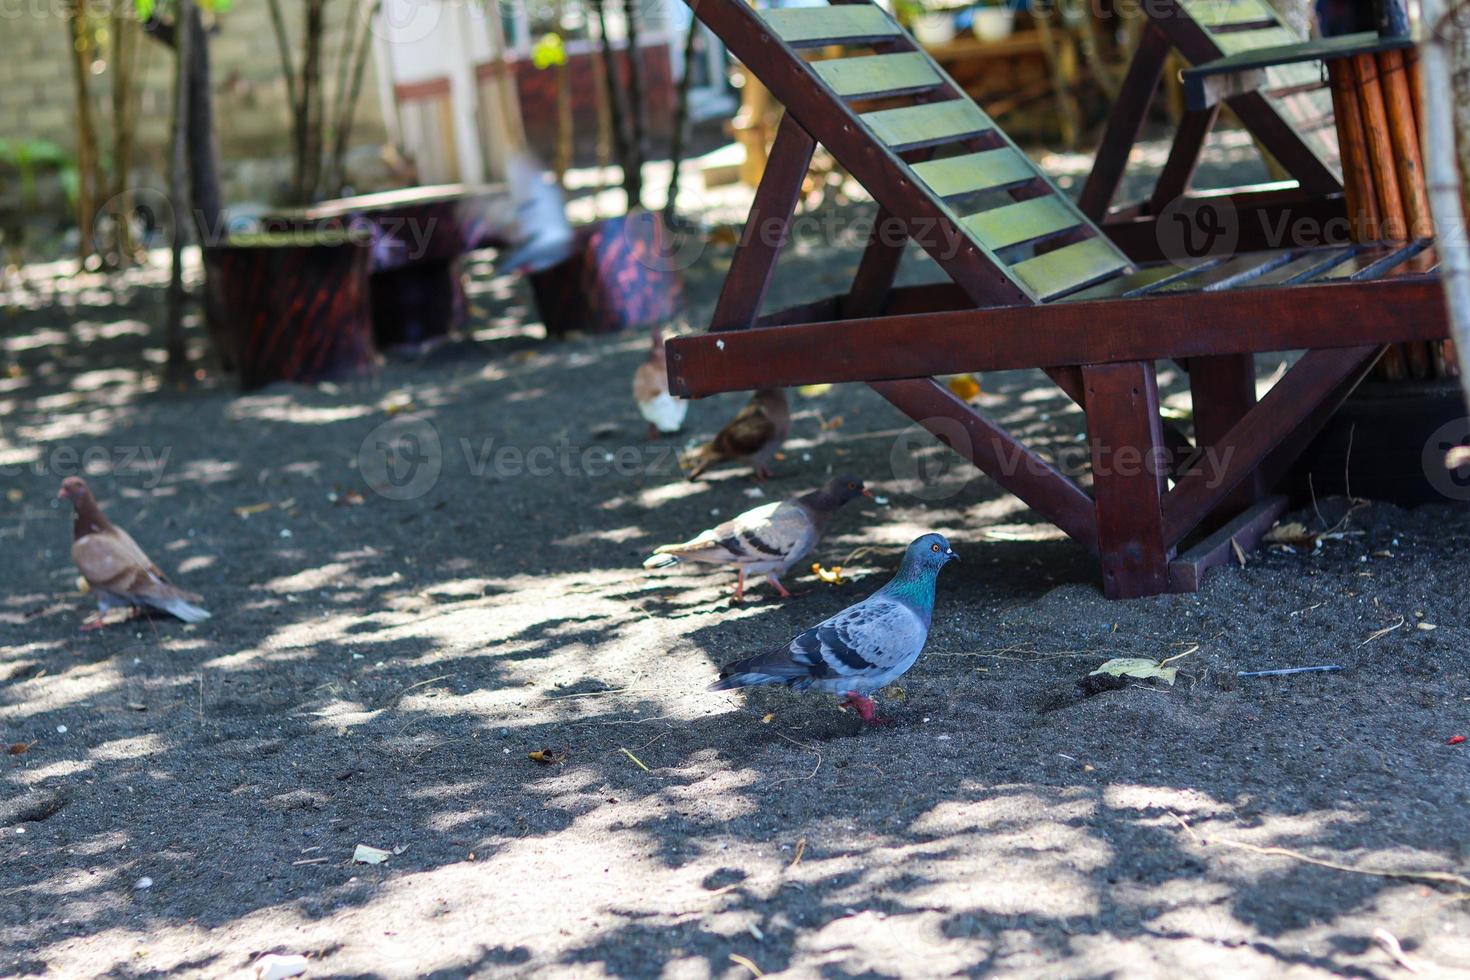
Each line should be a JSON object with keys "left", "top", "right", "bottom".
{"left": 643, "top": 475, "right": 870, "bottom": 599}
{"left": 709, "top": 533, "right": 958, "bottom": 723}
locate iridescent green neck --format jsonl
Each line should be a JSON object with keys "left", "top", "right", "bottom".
{"left": 881, "top": 555, "right": 938, "bottom": 603}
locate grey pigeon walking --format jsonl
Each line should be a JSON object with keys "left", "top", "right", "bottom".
{"left": 709, "top": 533, "right": 958, "bottom": 724}
{"left": 643, "top": 475, "right": 870, "bottom": 599}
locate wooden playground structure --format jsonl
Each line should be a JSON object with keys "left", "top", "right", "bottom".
{"left": 666, "top": 0, "right": 1449, "bottom": 599}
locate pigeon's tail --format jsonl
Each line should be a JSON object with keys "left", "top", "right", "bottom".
{"left": 642, "top": 552, "right": 680, "bottom": 570}
{"left": 708, "top": 651, "right": 807, "bottom": 691}
{"left": 683, "top": 445, "right": 721, "bottom": 481}
{"left": 143, "top": 592, "right": 211, "bottom": 623}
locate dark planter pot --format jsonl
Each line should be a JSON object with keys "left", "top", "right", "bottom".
{"left": 1288, "top": 378, "right": 1470, "bottom": 505}
{"left": 203, "top": 236, "right": 380, "bottom": 391}
{"left": 529, "top": 211, "right": 686, "bottom": 337}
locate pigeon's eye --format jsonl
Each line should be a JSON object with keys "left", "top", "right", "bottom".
{"left": 847, "top": 482, "right": 856, "bottom": 489}
{"left": 931, "top": 543, "right": 941, "bottom": 553}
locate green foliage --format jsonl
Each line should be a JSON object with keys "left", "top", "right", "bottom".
{"left": 0, "top": 139, "right": 78, "bottom": 207}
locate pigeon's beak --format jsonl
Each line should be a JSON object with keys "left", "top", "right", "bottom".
{"left": 861, "top": 488, "right": 874, "bottom": 498}
{"left": 56, "top": 488, "right": 67, "bottom": 501}
{"left": 946, "top": 548, "right": 959, "bottom": 562}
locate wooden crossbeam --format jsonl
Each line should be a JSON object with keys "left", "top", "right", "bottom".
{"left": 665, "top": 276, "right": 1446, "bottom": 397}
{"left": 1161, "top": 345, "right": 1382, "bottom": 546}
{"left": 870, "top": 379, "right": 1099, "bottom": 552}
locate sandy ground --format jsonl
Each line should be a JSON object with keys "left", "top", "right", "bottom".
{"left": 3, "top": 162, "right": 1470, "bottom": 979}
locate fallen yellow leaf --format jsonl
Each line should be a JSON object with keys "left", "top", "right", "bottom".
{"left": 946, "top": 374, "right": 981, "bottom": 402}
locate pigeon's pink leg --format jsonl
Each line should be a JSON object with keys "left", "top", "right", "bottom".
{"left": 732, "top": 569, "right": 746, "bottom": 601}
{"left": 765, "top": 574, "right": 808, "bottom": 600}
{"left": 647, "top": 424, "right": 660, "bottom": 441}
{"left": 839, "top": 693, "right": 893, "bottom": 726}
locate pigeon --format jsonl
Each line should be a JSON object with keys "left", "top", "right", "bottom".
{"left": 643, "top": 475, "right": 870, "bottom": 599}
{"left": 58, "top": 477, "right": 210, "bottom": 630}
{"left": 685, "top": 388, "right": 790, "bottom": 481}
{"left": 633, "top": 326, "right": 687, "bottom": 437}
{"left": 709, "top": 532, "right": 958, "bottom": 724}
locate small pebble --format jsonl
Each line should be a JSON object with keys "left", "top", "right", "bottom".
{"left": 134, "top": 877, "right": 152, "bottom": 890}
{"left": 55, "top": 725, "right": 67, "bottom": 734}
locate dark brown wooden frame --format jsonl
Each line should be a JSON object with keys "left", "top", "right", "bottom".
{"left": 670, "top": 0, "right": 1447, "bottom": 598}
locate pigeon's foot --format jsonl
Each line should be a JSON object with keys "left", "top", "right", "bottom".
{"left": 647, "top": 424, "right": 660, "bottom": 441}
{"left": 765, "top": 574, "right": 795, "bottom": 599}
{"left": 731, "top": 569, "right": 747, "bottom": 602}
{"left": 751, "top": 464, "right": 774, "bottom": 482}
{"left": 79, "top": 617, "right": 109, "bottom": 632}
{"left": 839, "top": 693, "right": 893, "bottom": 726}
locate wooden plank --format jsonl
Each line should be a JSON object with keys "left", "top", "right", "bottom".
{"left": 1179, "top": 0, "right": 1276, "bottom": 28}
{"left": 811, "top": 52, "right": 942, "bottom": 98}
{"left": 861, "top": 99, "right": 992, "bottom": 150}
{"left": 1060, "top": 256, "right": 1224, "bottom": 302}
{"left": 961, "top": 196, "right": 1079, "bottom": 251}
{"left": 663, "top": 278, "right": 1448, "bottom": 397}
{"left": 760, "top": 5, "right": 900, "bottom": 45}
{"left": 1213, "top": 27, "right": 1301, "bottom": 57}
{"left": 1168, "top": 495, "right": 1289, "bottom": 591}
{"left": 870, "top": 379, "right": 1099, "bottom": 552}
{"left": 1153, "top": 250, "right": 1298, "bottom": 292}
{"left": 1084, "top": 362, "right": 1170, "bottom": 598}
{"left": 708, "top": 115, "right": 816, "bottom": 331}
{"left": 910, "top": 148, "right": 1035, "bottom": 198}
{"left": 1243, "top": 246, "right": 1358, "bottom": 287}
{"left": 1010, "top": 237, "right": 1130, "bottom": 299}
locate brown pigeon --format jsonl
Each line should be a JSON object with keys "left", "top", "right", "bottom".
{"left": 58, "top": 477, "right": 210, "bottom": 630}
{"left": 644, "top": 475, "right": 870, "bottom": 599}
{"left": 632, "top": 327, "right": 687, "bottom": 438}
{"left": 685, "top": 388, "right": 790, "bottom": 481}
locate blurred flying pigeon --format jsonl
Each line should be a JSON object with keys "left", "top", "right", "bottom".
{"left": 643, "top": 475, "right": 870, "bottom": 599}
{"left": 499, "top": 154, "right": 574, "bottom": 274}
{"left": 633, "top": 327, "right": 687, "bottom": 437}
{"left": 59, "top": 477, "right": 210, "bottom": 630}
{"left": 709, "top": 533, "right": 958, "bottom": 724}
{"left": 685, "top": 388, "right": 790, "bottom": 481}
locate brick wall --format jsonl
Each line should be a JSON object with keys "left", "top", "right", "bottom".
{"left": 0, "top": 2, "right": 391, "bottom": 213}
{"left": 512, "top": 43, "right": 674, "bottom": 168}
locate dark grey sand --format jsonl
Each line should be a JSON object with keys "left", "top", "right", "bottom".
{"left": 2, "top": 185, "right": 1469, "bottom": 978}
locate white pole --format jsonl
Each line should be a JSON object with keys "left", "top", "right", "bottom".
{"left": 1419, "top": 0, "right": 1470, "bottom": 405}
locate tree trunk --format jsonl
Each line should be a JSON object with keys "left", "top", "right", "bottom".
{"left": 592, "top": 0, "right": 631, "bottom": 205}
{"left": 165, "top": 0, "right": 194, "bottom": 382}
{"left": 664, "top": 16, "right": 701, "bottom": 222}
{"left": 325, "top": 0, "right": 383, "bottom": 197}
{"left": 621, "top": 0, "right": 646, "bottom": 209}
{"left": 185, "top": 4, "right": 222, "bottom": 242}
{"left": 64, "top": 0, "right": 100, "bottom": 263}
{"left": 109, "top": 8, "right": 138, "bottom": 265}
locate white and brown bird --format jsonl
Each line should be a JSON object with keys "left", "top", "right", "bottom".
{"left": 59, "top": 477, "right": 210, "bottom": 630}
{"left": 685, "top": 388, "right": 790, "bottom": 481}
{"left": 643, "top": 475, "right": 870, "bottom": 599}
{"left": 633, "top": 327, "right": 687, "bottom": 438}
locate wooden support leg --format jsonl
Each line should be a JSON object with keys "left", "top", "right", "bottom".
{"left": 843, "top": 206, "right": 908, "bottom": 318}
{"left": 1189, "top": 353, "right": 1261, "bottom": 520}
{"left": 710, "top": 114, "right": 815, "bottom": 332}
{"left": 1149, "top": 106, "right": 1219, "bottom": 213}
{"left": 1079, "top": 22, "right": 1170, "bottom": 222}
{"left": 1083, "top": 362, "right": 1170, "bottom": 598}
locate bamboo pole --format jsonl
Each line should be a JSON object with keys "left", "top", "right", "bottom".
{"left": 1352, "top": 53, "right": 1408, "bottom": 241}
{"left": 1419, "top": 0, "right": 1470, "bottom": 393}
{"left": 1327, "top": 60, "right": 1380, "bottom": 241}
{"left": 1376, "top": 49, "right": 1434, "bottom": 240}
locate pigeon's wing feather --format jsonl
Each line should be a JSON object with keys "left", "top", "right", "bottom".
{"left": 74, "top": 529, "right": 205, "bottom": 609}
{"left": 711, "top": 595, "right": 927, "bottom": 690}
{"left": 712, "top": 400, "right": 776, "bottom": 459}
